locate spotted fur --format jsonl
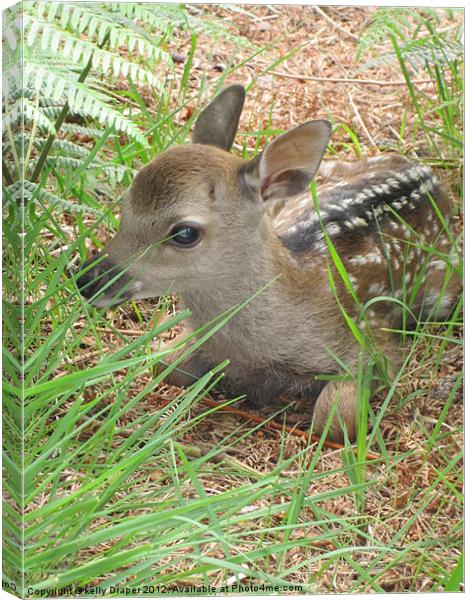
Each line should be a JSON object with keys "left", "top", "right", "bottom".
{"left": 278, "top": 160, "right": 439, "bottom": 254}
{"left": 275, "top": 155, "right": 459, "bottom": 324}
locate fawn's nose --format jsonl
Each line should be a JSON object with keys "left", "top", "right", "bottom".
{"left": 77, "top": 253, "right": 129, "bottom": 305}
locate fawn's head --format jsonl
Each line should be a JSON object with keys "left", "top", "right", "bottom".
{"left": 77, "top": 85, "right": 331, "bottom": 307}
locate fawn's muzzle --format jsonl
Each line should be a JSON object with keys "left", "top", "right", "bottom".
{"left": 77, "top": 253, "right": 132, "bottom": 307}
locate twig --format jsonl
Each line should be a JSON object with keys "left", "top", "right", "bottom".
{"left": 348, "top": 91, "right": 377, "bottom": 149}
{"left": 387, "top": 126, "right": 402, "bottom": 142}
{"left": 67, "top": 348, "right": 109, "bottom": 365}
{"left": 267, "top": 70, "right": 439, "bottom": 87}
{"left": 95, "top": 327, "right": 151, "bottom": 337}
{"left": 201, "top": 397, "right": 380, "bottom": 461}
{"left": 312, "top": 6, "right": 360, "bottom": 42}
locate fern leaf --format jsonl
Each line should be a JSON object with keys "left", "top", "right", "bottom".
{"left": 25, "top": 17, "right": 165, "bottom": 87}
{"left": 23, "top": 61, "right": 148, "bottom": 146}
{"left": 5, "top": 180, "right": 102, "bottom": 215}
{"left": 357, "top": 8, "right": 437, "bottom": 61}
{"left": 4, "top": 133, "right": 87, "bottom": 158}
{"left": 60, "top": 124, "right": 104, "bottom": 139}
{"left": 3, "top": 98, "right": 57, "bottom": 135}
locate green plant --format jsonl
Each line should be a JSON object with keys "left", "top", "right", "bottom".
{"left": 357, "top": 8, "right": 463, "bottom": 162}
{"left": 2, "top": 1, "right": 257, "bottom": 187}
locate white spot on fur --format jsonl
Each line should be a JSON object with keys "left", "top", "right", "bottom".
{"left": 327, "top": 204, "right": 346, "bottom": 214}
{"left": 385, "top": 177, "right": 403, "bottom": 190}
{"left": 351, "top": 216, "right": 369, "bottom": 227}
{"left": 429, "top": 259, "right": 447, "bottom": 271}
{"left": 391, "top": 197, "right": 407, "bottom": 210}
{"left": 368, "top": 282, "right": 385, "bottom": 295}
{"left": 339, "top": 197, "right": 356, "bottom": 209}
{"left": 420, "top": 175, "right": 439, "bottom": 197}
{"left": 313, "top": 241, "right": 327, "bottom": 253}
{"left": 349, "top": 249, "right": 383, "bottom": 266}
{"left": 424, "top": 289, "right": 453, "bottom": 314}
{"left": 326, "top": 222, "right": 341, "bottom": 236}
{"left": 349, "top": 274, "right": 359, "bottom": 290}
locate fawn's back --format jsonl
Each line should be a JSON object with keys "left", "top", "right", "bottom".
{"left": 275, "top": 154, "right": 459, "bottom": 326}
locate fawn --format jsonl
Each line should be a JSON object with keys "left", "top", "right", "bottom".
{"left": 77, "top": 85, "right": 461, "bottom": 441}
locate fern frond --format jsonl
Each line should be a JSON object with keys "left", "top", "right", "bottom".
{"left": 23, "top": 60, "right": 147, "bottom": 145}
{"left": 3, "top": 133, "right": 80, "bottom": 157}
{"left": 363, "top": 32, "right": 462, "bottom": 74}
{"left": 28, "top": 2, "right": 175, "bottom": 65}
{"left": 5, "top": 180, "right": 102, "bottom": 215}
{"left": 13, "top": 0, "right": 245, "bottom": 190}
{"left": 3, "top": 98, "right": 57, "bottom": 136}
{"left": 357, "top": 7, "right": 440, "bottom": 61}
{"left": 37, "top": 105, "right": 62, "bottom": 122}
{"left": 37, "top": 137, "right": 91, "bottom": 158}
{"left": 60, "top": 124, "right": 105, "bottom": 138}
{"left": 7, "top": 154, "right": 130, "bottom": 184}
{"left": 25, "top": 15, "right": 169, "bottom": 84}
{"left": 2, "top": 3, "right": 21, "bottom": 51}
{"left": 107, "top": 2, "right": 189, "bottom": 33}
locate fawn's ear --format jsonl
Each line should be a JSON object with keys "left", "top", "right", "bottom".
{"left": 192, "top": 85, "right": 245, "bottom": 151}
{"left": 240, "top": 120, "right": 331, "bottom": 202}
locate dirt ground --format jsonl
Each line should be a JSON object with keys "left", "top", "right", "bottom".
{"left": 170, "top": 5, "right": 461, "bottom": 160}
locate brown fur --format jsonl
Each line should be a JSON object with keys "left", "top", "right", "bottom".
{"left": 78, "top": 86, "right": 461, "bottom": 442}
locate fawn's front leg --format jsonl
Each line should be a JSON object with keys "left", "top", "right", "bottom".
{"left": 312, "top": 380, "right": 358, "bottom": 442}
{"left": 154, "top": 332, "right": 214, "bottom": 387}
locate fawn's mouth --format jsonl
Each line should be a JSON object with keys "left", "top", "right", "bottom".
{"left": 76, "top": 255, "right": 140, "bottom": 307}
{"left": 90, "top": 283, "right": 159, "bottom": 308}
{"left": 89, "top": 293, "right": 127, "bottom": 308}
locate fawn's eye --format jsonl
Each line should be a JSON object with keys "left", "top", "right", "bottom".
{"left": 168, "top": 224, "right": 201, "bottom": 248}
